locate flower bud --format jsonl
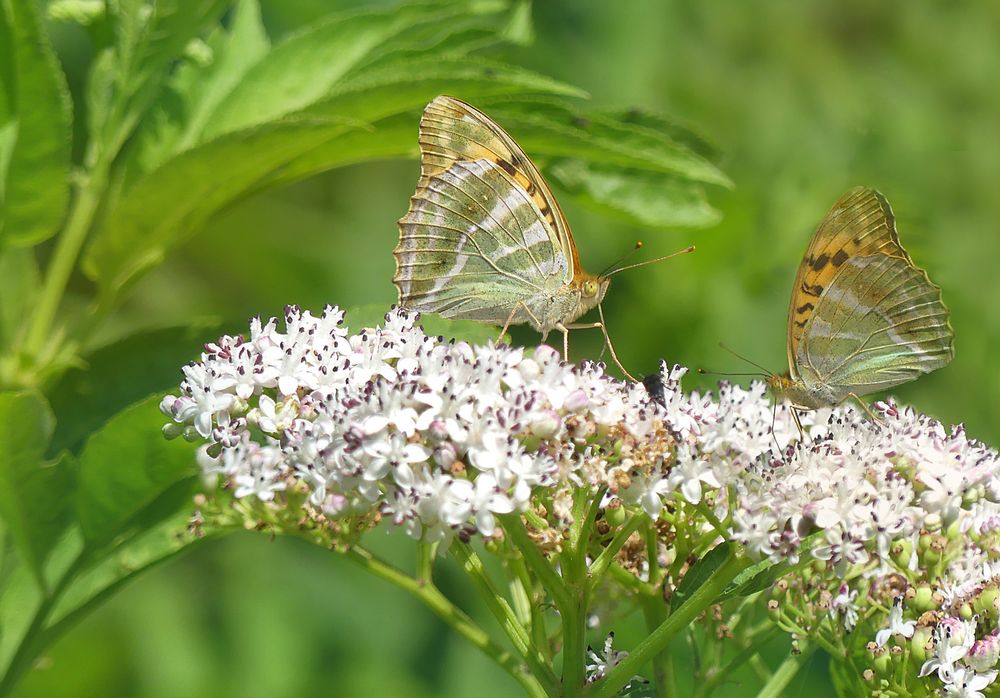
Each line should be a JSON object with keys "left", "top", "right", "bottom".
{"left": 966, "top": 631, "right": 1000, "bottom": 672}
{"left": 912, "top": 584, "right": 935, "bottom": 612}
{"left": 909, "top": 627, "right": 932, "bottom": 664}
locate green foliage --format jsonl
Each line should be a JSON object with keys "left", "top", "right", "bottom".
{"left": 0, "top": 0, "right": 72, "bottom": 247}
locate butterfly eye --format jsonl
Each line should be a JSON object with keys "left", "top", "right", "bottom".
{"left": 583, "top": 280, "right": 599, "bottom": 297}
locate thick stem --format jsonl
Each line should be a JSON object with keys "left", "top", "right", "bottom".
{"left": 587, "top": 551, "right": 752, "bottom": 698}
{"left": 22, "top": 163, "right": 108, "bottom": 363}
{"left": 641, "top": 597, "right": 673, "bottom": 698}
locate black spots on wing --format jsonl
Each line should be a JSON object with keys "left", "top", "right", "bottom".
{"left": 525, "top": 181, "right": 536, "bottom": 196}
{"left": 539, "top": 204, "right": 553, "bottom": 222}
{"left": 796, "top": 302, "right": 814, "bottom": 314}
{"left": 801, "top": 282, "right": 824, "bottom": 297}
{"left": 832, "top": 248, "right": 849, "bottom": 267}
{"left": 494, "top": 157, "right": 517, "bottom": 177}
{"left": 811, "top": 253, "right": 829, "bottom": 272}
{"left": 794, "top": 319, "right": 808, "bottom": 328}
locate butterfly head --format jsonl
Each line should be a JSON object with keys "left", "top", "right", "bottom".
{"left": 582, "top": 275, "right": 611, "bottom": 304}
{"left": 766, "top": 372, "right": 795, "bottom": 399}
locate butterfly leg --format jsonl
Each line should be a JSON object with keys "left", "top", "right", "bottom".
{"left": 498, "top": 302, "right": 543, "bottom": 345}
{"left": 847, "top": 392, "right": 886, "bottom": 426}
{"left": 790, "top": 406, "right": 805, "bottom": 441}
{"left": 561, "top": 316, "right": 637, "bottom": 382}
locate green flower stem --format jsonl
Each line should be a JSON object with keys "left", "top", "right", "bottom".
{"left": 640, "top": 596, "right": 674, "bottom": 698}
{"left": 22, "top": 161, "right": 108, "bottom": 366}
{"left": 344, "top": 545, "right": 549, "bottom": 698}
{"left": 450, "top": 544, "right": 559, "bottom": 693}
{"left": 756, "top": 642, "right": 814, "bottom": 698}
{"left": 560, "top": 490, "right": 602, "bottom": 696}
{"left": 587, "top": 550, "right": 752, "bottom": 698}
{"left": 588, "top": 512, "right": 647, "bottom": 591}
{"left": 695, "top": 626, "right": 779, "bottom": 697}
{"left": 500, "top": 514, "right": 572, "bottom": 611}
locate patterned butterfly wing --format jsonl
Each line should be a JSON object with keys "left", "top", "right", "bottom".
{"left": 795, "top": 252, "right": 953, "bottom": 400}
{"left": 394, "top": 96, "right": 579, "bottom": 327}
{"left": 786, "top": 187, "right": 909, "bottom": 379}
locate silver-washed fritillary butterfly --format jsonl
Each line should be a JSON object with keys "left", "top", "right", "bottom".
{"left": 767, "top": 187, "right": 954, "bottom": 416}
{"left": 394, "top": 96, "right": 689, "bottom": 379}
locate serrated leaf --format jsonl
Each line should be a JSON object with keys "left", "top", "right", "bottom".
{"left": 0, "top": 392, "right": 73, "bottom": 588}
{"left": 201, "top": 1, "right": 490, "bottom": 140}
{"left": 548, "top": 159, "right": 721, "bottom": 229}
{"left": 76, "top": 394, "right": 199, "bottom": 547}
{"left": 46, "top": 322, "right": 229, "bottom": 456}
{"left": 128, "top": 0, "right": 270, "bottom": 176}
{"left": 0, "top": 0, "right": 72, "bottom": 247}
{"left": 670, "top": 542, "right": 733, "bottom": 612}
{"left": 94, "top": 0, "right": 230, "bottom": 156}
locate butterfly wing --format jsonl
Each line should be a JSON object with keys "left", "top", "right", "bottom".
{"left": 794, "top": 232, "right": 953, "bottom": 400}
{"left": 786, "top": 187, "right": 909, "bottom": 379}
{"left": 394, "top": 96, "right": 579, "bottom": 325}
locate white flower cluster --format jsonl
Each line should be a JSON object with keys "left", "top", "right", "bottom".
{"left": 162, "top": 306, "right": 998, "bottom": 552}
{"left": 161, "top": 305, "right": 1000, "bottom": 694}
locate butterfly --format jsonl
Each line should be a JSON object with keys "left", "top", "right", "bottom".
{"left": 767, "top": 187, "right": 954, "bottom": 419}
{"left": 393, "top": 96, "right": 689, "bottom": 380}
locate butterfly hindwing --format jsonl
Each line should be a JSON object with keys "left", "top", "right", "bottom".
{"left": 786, "top": 187, "right": 909, "bottom": 376}
{"left": 797, "top": 250, "right": 953, "bottom": 399}
{"left": 394, "top": 96, "right": 575, "bottom": 325}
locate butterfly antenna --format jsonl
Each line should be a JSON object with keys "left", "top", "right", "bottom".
{"left": 697, "top": 368, "right": 770, "bottom": 378}
{"left": 603, "top": 244, "right": 695, "bottom": 277}
{"left": 599, "top": 241, "right": 645, "bottom": 277}
{"left": 717, "top": 343, "right": 773, "bottom": 376}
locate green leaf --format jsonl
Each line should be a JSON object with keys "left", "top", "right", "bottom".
{"left": 718, "top": 557, "right": 790, "bottom": 601}
{"left": 0, "top": 245, "right": 39, "bottom": 351}
{"left": 200, "top": 1, "right": 502, "bottom": 140}
{"left": 83, "top": 58, "right": 582, "bottom": 300}
{"left": 482, "top": 97, "right": 731, "bottom": 186}
{"left": 345, "top": 304, "right": 500, "bottom": 345}
{"left": 75, "top": 394, "right": 199, "bottom": 548}
{"left": 670, "top": 542, "right": 733, "bottom": 612}
{"left": 0, "top": 0, "right": 72, "bottom": 247}
{"left": 46, "top": 503, "right": 206, "bottom": 637}
{"left": 548, "top": 159, "right": 721, "bottom": 229}
{"left": 94, "top": 0, "right": 230, "bottom": 157}
{"left": 128, "top": 0, "right": 271, "bottom": 176}
{"left": 0, "top": 392, "right": 73, "bottom": 588}
{"left": 46, "top": 322, "right": 229, "bottom": 456}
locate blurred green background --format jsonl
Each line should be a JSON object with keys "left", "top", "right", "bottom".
{"left": 18, "top": 1, "right": 999, "bottom": 696}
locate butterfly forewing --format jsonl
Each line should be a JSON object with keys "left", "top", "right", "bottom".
{"left": 798, "top": 253, "right": 953, "bottom": 398}
{"left": 394, "top": 96, "right": 578, "bottom": 326}
{"left": 786, "top": 187, "right": 909, "bottom": 376}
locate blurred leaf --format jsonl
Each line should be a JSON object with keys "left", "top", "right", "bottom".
{"left": 49, "top": 490, "right": 202, "bottom": 631}
{"left": 46, "top": 323, "right": 229, "bottom": 456}
{"left": 345, "top": 304, "right": 500, "bottom": 345}
{"left": 0, "top": 0, "right": 72, "bottom": 247}
{"left": 0, "top": 557, "right": 43, "bottom": 682}
{"left": 75, "top": 395, "right": 199, "bottom": 548}
{"left": 200, "top": 1, "right": 499, "bottom": 141}
{"left": 0, "top": 392, "right": 72, "bottom": 588}
{"left": 129, "top": 0, "right": 271, "bottom": 176}
{"left": 608, "top": 106, "right": 720, "bottom": 163}
{"left": 501, "top": 0, "right": 534, "bottom": 46}
{"left": 670, "top": 542, "right": 733, "bottom": 612}
{"left": 549, "top": 159, "right": 721, "bottom": 229}
{"left": 0, "top": 246, "right": 39, "bottom": 350}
